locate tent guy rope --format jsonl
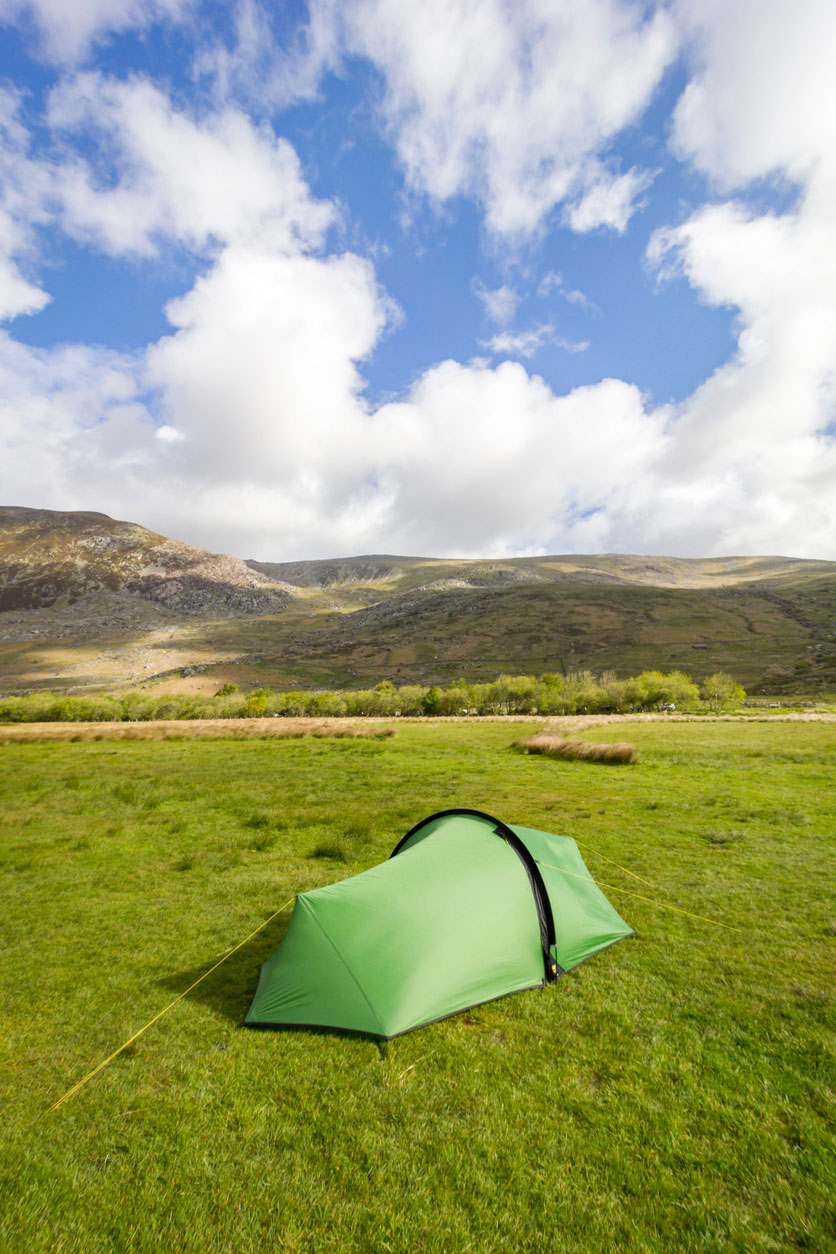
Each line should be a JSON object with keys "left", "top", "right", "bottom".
{"left": 534, "top": 860, "right": 742, "bottom": 932}
{"left": 49, "top": 896, "right": 295, "bottom": 1113}
{"left": 569, "top": 837, "right": 656, "bottom": 889}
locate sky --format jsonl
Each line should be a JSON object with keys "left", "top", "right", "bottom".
{"left": 0, "top": 0, "right": 834, "bottom": 562}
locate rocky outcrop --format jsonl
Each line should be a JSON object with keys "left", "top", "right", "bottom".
{"left": 0, "top": 507, "right": 292, "bottom": 617}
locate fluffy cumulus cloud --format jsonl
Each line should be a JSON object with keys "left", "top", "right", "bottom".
{"left": 47, "top": 73, "right": 334, "bottom": 257}
{"left": 670, "top": 0, "right": 836, "bottom": 190}
{"left": 369, "top": 365, "right": 667, "bottom": 555}
{"left": 313, "top": 0, "right": 676, "bottom": 238}
{"left": 146, "top": 247, "right": 392, "bottom": 485}
{"left": 0, "top": 331, "right": 151, "bottom": 509}
{"left": 1, "top": 1, "right": 836, "bottom": 559}
{"left": 0, "top": 88, "right": 52, "bottom": 320}
{"left": 0, "top": 74, "right": 392, "bottom": 553}
{"left": 0, "top": 64, "right": 665, "bottom": 558}
{"left": 202, "top": 0, "right": 676, "bottom": 238}
{"left": 641, "top": 0, "right": 836, "bottom": 555}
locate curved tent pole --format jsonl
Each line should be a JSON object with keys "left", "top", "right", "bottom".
{"left": 390, "top": 808, "right": 559, "bottom": 983}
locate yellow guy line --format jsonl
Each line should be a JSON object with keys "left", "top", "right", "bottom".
{"left": 570, "top": 837, "right": 656, "bottom": 890}
{"left": 49, "top": 896, "right": 296, "bottom": 1113}
{"left": 536, "top": 861, "right": 741, "bottom": 933}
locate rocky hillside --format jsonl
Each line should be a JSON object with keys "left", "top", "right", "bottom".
{"left": 0, "top": 507, "right": 292, "bottom": 617}
{"left": 2, "top": 507, "right": 835, "bottom": 695}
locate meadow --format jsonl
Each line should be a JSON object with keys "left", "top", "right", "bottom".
{"left": 1, "top": 719, "right": 834, "bottom": 1251}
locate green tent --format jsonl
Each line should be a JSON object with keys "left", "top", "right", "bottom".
{"left": 244, "top": 809, "right": 632, "bottom": 1039}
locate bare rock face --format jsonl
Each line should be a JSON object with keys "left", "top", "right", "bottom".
{"left": 0, "top": 507, "right": 292, "bottom": 617}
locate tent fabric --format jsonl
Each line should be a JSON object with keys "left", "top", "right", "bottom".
{"left": 244, "top": 808, "right": 632, "bottom": 1039}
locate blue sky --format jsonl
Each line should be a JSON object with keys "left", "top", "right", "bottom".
{"left": 0, "top": 0, "right": 834, "bottom": 561}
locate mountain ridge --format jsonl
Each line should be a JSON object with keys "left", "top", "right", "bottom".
{"left": 246, "top": 551, "right": 836, "bottom": 592}
{"left": 1, "top": 508, "right": 835, "bottom": 695}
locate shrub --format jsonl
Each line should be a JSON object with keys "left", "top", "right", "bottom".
{"left": 243, "top": 688, "right": 268, "bottom": 717}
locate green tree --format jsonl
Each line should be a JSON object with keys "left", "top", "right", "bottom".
{"left": 634, "top": 670, "right": 700, "bottom": 712}
{"left": 436, "top": 684, "right": 474, "bottom": 715}
{"left": 422, "top": 686, "right": 442, "bottom": 715}
{"left": 395, "top": 685, "right": 426, "bottom": 715}
{"left": 702, "top": 672, "right": 746, "bottom": 711}
{"left": 243, "top": 688, "right": 268, "bottom": 717}
{"left": 309, "top": 692, "right": 349, "bottom": 717}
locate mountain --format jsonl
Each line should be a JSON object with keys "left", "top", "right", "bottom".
{"left": 1, "top": 508, "right": 835, "bottom": 696}
{"left": 247, "top": 551, "right": 836, "bottom": 593}
{"left": 0, "top": 507, "right": 291, "bottom": 616}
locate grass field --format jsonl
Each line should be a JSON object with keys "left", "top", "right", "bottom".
{"left": 1, "top": 720, "right": 834, "bottom": 1251}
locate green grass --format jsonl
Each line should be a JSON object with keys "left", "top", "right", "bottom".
{"left": 1, "top": 721, "right": 834, "bottom": 1251}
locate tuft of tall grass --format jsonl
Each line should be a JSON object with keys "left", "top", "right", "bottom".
{"left": 513, "top": 733, "right": 639, "bottom": 764}
{"left": 308, "top": 841, "right": 349, "bottom": 861}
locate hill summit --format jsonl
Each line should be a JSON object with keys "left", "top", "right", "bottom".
{"left": 0, "top": 506, "right": 291, "bottom": 617}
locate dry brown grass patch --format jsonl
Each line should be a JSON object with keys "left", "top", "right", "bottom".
{"left": 513, "top": 733, "right": 639, "bottom": 764}
{"left": 0, "top": 718, "right": 397, "bottom": 744}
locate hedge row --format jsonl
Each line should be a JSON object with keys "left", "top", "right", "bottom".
{"left": 0, "top": 669, "right": 745, "bottom": 722}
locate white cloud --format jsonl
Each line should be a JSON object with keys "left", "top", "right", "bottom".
{"left": 473, "top": 281, "right": 518, "bottom": 326}
{"left": 481, "top": 325, "right": 553, "bottom": 359}
{"left": 555, "top": 336, "right": 590, "bottom": 355}
{"left": 563, "top": 288, "right": 598, "bottom": 313}
{"left": 193, "top": 0, "right": 339, "bottom": 110}
{"left": 2, "top": 8, "right": 836, "bottom": 562}
{"left": 565, "top": 164, "right": 654, "bottom": 234}
{"left": 670, "top": 0, "right": 836, "bottom": 190}
{"left": 196, "top": 1, "right": 671, "bottom": 239}
{"left": 300, "top": 0, "right": 676, "bottom": 239}
{"left": 637, "top": 0, "right": 836, "bottom": 556}
{"left": 0, "top": 0, "right": 192, "bottom": 64}
{"left": 0, "top": 88, "right": 52, "bottom": 321}
{"left": 537, "top": 269, "right": 598, "bottom": 314}
{"left": 0, "top": 330, "right": 153, "bottom": 510}
{"left": 647, "top": 192, "right": 836, "bottom": 554}
{"left": 155, "top": 424, "right": 184, "bottom": 443}
{"left": 480, "top": 325, "right": 589, "bottom": 359}
{"left": 536, "top": 271, "right": 562, "bottom": 298}
{"left": 0, "top": 293, "right": 663, "bottom": 559}
{"left": 47, "top": 74, "right": 334, "bottom": 258}
{"left": 145, "top": 244, "right": 393, "bottom": 486}
{"left": 370, "top": 364, "right": 668, "bottom": 555}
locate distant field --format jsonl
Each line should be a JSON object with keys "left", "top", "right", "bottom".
{"left": 2, "top": 721, "right": 834, "bottom": 1250}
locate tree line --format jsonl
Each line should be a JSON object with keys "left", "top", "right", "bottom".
{"left": 0, "top": 669, "right": 745, "bottom": 722}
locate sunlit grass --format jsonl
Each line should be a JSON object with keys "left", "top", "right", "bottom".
{"left": 1, "top": 720, "right": 834, "bottom": 1251}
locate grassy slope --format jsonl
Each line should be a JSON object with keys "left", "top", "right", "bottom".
{"left": 248, "top": 552, "right": 836, "bottom": 593}
{"left": 2, "top": 542, "right": 836, "bottom": 695}
{"left": 1, "top": 722, "right": 834, "bottom": 1251}
{"left": 196, "top": 575, "right": 836, "bottom": 694}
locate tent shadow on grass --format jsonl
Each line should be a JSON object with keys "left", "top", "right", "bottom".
{"left": 159, "top": 915, "right": 292, "bottom": 1026}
